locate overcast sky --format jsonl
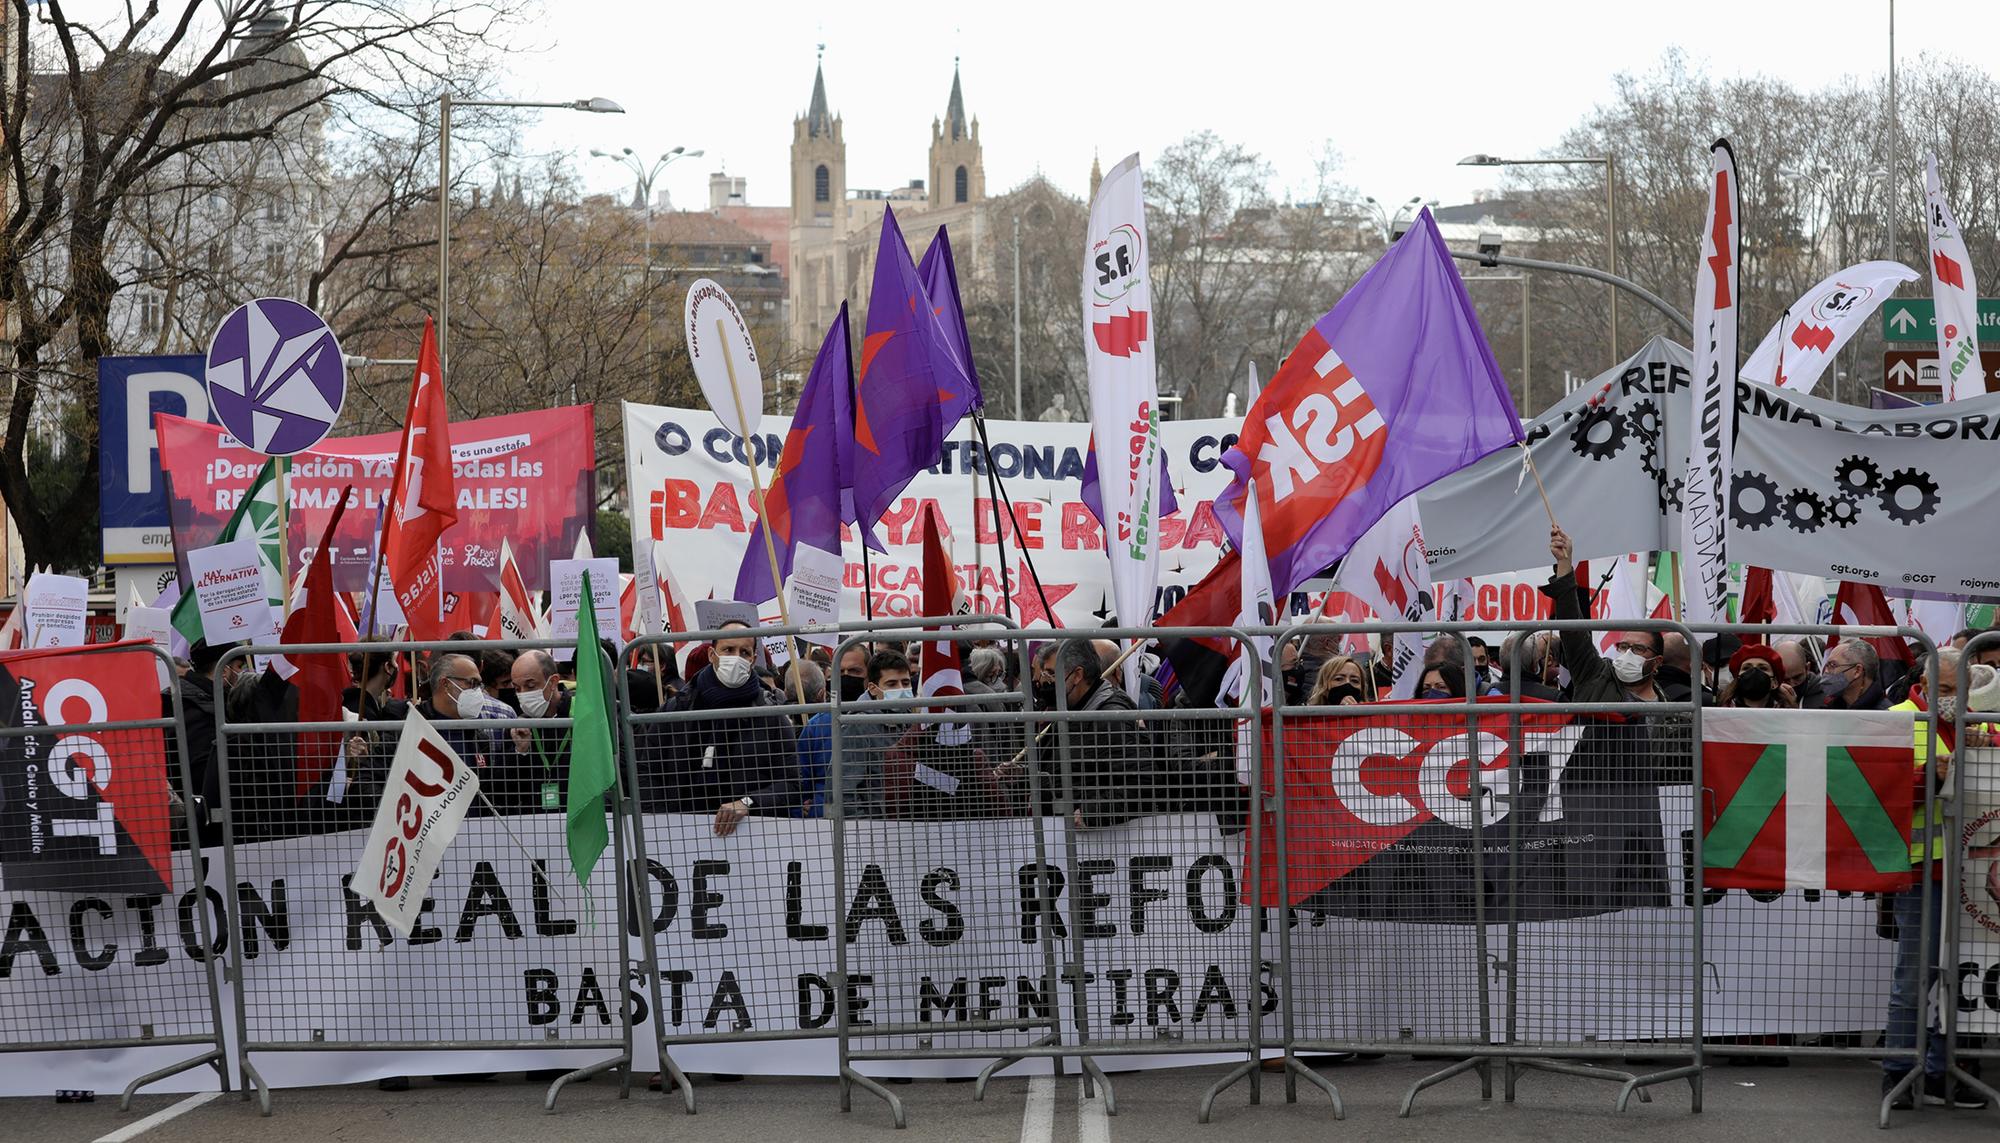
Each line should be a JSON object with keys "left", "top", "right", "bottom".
{"left": 505, "top": 0, "right": 1996, "bottom": 215}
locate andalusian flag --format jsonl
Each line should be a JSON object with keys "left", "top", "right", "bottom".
{"left": 172, "top": 456, "right": 289, "bottom": 645}
{"left": 1703, "top": 709, "right": 1917, "bottom": 892}
{"left": 565, "top": 570, "right": 617, "bottom": 889}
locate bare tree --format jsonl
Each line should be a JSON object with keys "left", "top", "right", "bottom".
{"left": 0, "top": 0, "right": 521, "bottom": 572}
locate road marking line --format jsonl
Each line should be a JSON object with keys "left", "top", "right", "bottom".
{"left": 1018, "top": 1074, "right": 1054, "bottom": 1143}
{"left": 1078, "top": 1077, "right": 1111, "bottom": 1143}
{"left": 93, "top": 1091, "right": 221, "bottom": 1143}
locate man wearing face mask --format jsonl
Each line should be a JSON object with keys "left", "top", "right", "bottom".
{"left": 1532, "top": 525, "right": 1674, "bottom": 912}
{"left": 1022, "top": 638, "right": 1156, "bottom": 827}
{"left": 1811, "top": 641, "right": 1888, "bottom": 712}
{"left": 421, "top": 652, "right": 524, "bottom": 813}
{"left": 837, "top": 650, "right": 914, "bottom": 819}
{"left": 645, "top": 622, "right": 800, "bottom": 835}
{"left": 504, "top": 650, "right": 574, "bottom": 813}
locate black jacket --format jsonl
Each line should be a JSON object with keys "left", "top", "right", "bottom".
{"left": 638, "top": 666, "right": 801, "bottom": 815}
{"left": 1046, "top": 680, "right": 1156, "bottom": 827}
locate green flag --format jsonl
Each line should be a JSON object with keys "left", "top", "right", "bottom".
{"left": 172, "top": 456, "right": 290, "bottom": 644}
{"left": 566, "top": 571, "right": 617, "bottom": 889}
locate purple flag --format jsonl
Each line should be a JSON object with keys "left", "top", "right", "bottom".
{"left": 917, "top": 224, "right": 982, "bottom": 427}
{"left": 850, "top": 205, "right": 968, "bottom": 537}
{"left": 1079, "top": 435, "right": 1180, "bottom": 531}
{"left": 735, "top": 304, "right": 855, "bottom": 603}
{"left": 1214, "top": 209, "right": 1523, "bottom": 596}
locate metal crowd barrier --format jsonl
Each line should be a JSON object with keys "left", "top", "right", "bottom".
{"left": 621, "top": 615, "right": 1022, "bottom": 1123}
{"left": 1945, "top": 629, "right": 2000, "bottom": 1114}
{"left": 1266, "top": 618, "right": 1703, "bottom": 1119}
{"left": 1689, "top": 622, "right": 1940, "bottom": 1129}
{"left": 7, "top": 612, "right": 1971, "bottom": 1128}
{"left": 213, "top": 639, "right": 634, "bottom": 1115}
{"left": 0, "top": 642, "right": 228, "bottom": 1108}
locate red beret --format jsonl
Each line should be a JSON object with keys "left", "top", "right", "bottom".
{"left": 1729, "top": 642, "right": 1780, "bottom": 678}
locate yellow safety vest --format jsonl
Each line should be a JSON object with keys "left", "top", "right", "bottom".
{"left": 1890, "top": 699, "right": 1948, "bottom": 863}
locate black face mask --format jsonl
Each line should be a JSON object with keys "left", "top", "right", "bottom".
{"left": 1736, "top": 668, "right": 1773, "bottom": 702}
{"left": 839, "top": 675, "right": 867, "bottom": 703}
{"left": 1324, "top": 683, "right": 1363, "bottom": 705}
{"left": 1032, "top": 680, "right": 1057, "bottom": 709}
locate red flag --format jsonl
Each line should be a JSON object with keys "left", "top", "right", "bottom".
{"left": 619, "top": 574, "right": 639, "bottom": 645}
{"left": 381, "top": 318, "right": 459, "bottom": 640}
{"left": 1829, "top": 580, "right": 1915, "bottom": 669}
{"left": 1740, "top": 566, "right": 1777, "bottom": 625}
{"left": 918, "top": 504, "right": 967, "bottom": 708}
{"left": 282, "top": 487, "right": 352, "bottom": 798}
{"left": 440, "top": 590, "right": 493, "bottom": 637}
{"left": 490, "top": 536, "right": 543, "bottom": 641}
{"left": 1157, "top": 550, "right": 1244, "bottom": 706}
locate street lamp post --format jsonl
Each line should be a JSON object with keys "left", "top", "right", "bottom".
{"left": 1459, "top": 153, "right": 1617, "bottom": 358}
{"left": 437, "top": 93, "right": 623, "bottom": 381}
{"left": 590, "top": 145, "right": 705, "bottom": 381}
{"left": 1362, "top": 194, "right": 1434, "bottom": 243}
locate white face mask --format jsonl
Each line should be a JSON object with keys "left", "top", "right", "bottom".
{"left": 881, "top": 686, "right": 914, "bottom": 702}
{"left": 714, "top": 655, "right": 752, "bottom": 688}
{"left": 518, "top": 688, "right": 551, "bottom": 718}
{"left": 455, "top": 684, "right": 488, "bottom": 720}
{"left": 1611, "top": 649, "right": 1647, "bottom": 685}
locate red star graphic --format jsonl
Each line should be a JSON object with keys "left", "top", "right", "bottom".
{"left": 759, "top": 424, "right": 813, "bottom": 544}
{"left": 1008, "top": 559, "right": 1075, "bottom": 628}
{"left": 854, "top": 330, "right": 897, "bottom": 456}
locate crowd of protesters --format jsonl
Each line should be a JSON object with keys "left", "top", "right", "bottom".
{"left": 145, "top": 526, "right": 2000, "bottom": 1106}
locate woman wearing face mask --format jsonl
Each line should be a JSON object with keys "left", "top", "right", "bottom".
{"left": 1308, "top": 656, "right": 1374, "bottom": 706}
{"left": 1416, "top": 664, "right": 1464, "bottom": 701}
{"left": 1719, "top": 643, "right": 1797, "bottom": 709}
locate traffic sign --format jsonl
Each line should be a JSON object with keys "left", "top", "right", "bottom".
{"left": 1880, "top": 297, "right": 2000, "bottom": 341}
{"left": 1882, "top": 348, "right": 2000, "bottom": 396}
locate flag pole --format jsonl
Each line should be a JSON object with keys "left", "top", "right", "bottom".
{"left": 971, "top": 412, "right": 1017, "bottom": 622}
{"left": 1520, "top": 445, "right": 1560, "bottom": 530}
{"left": 717, "top": 318, "right": 809, "bottom": 709}
{"left": 973, "top": 412, "right": 1056, "bottom": 625}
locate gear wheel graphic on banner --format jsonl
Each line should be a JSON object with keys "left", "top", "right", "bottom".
{"left": 1782, "top": 489, "right": 1828, "bottom": 534}
{"left": 1730, "top": 471, "right": 1783, "bottom": 531}
{"left": 1878, "top": 468, "right": 1942, "bottom": 525}
{"left": 1657, "top": 473, "right": 1685, "bottom": 514}
{"left": 1639, "top": 439, "right": 1662, "bottom": 478}
{"left": 1828, "top": 494, "right": 1861, "bottom": 529}
{"left": 1569, "top": 405, "right": 1629, "bottom": 460}
{"left": 1834, "top": 455, "right": 1882, "bottom": 496}
{"left": 1630, "top": 397, "right": 1661, "bottom": 440}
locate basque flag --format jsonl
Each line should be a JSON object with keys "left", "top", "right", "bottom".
{"left": 1214, "top": 210, "right": 1522, "bottom": 597}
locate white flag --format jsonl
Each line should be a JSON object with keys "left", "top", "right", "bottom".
{"left": 1591, "top": 553, "right": 1651, "bottom": 654}
{"left": 352, "top": 710, "right": 480, "bottom": 937}
{"left": 1332, "top": 495, "right": 1433, "bottom": 699}
{"left": 1681, "top": 139, "right": 1740, "bottom": 625}
{"left": 1083, "top": 153, "right": 1163, "bottom": 690}
{"left": 1926, "top": 153, "right": 1985, "bottom": 401}
{"left": 1740, "top": 260, "right": 1919, "bottom": 393}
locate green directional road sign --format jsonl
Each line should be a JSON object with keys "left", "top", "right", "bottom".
{"left": 1881, "top": 297, "right": 2000, "bottom": 340}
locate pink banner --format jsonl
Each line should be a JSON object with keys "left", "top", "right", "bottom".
{"left": 156, "top": 407, "right": 595, "bottom": 592}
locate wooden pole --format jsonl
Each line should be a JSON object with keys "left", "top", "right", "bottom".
{"left": 718, "top": 318, "right": 809, "bottom": 708}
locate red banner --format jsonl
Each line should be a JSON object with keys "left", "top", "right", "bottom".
{"left": 155, "top": 406, "right": 595, "bottom": 592}
{"left": 0, "top": 641, "right": 175, "bottom": 895}
{"left": 1252, "top": 699, "right": 1642, "bottom": 923}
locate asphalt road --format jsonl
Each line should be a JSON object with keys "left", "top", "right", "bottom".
{"left": 9, "top": 1058, "right": 1997, "bottom": 1143}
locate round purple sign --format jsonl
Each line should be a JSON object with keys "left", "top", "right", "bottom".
{"left": 205, "top": 297, "right": 347, "bottom": 456}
